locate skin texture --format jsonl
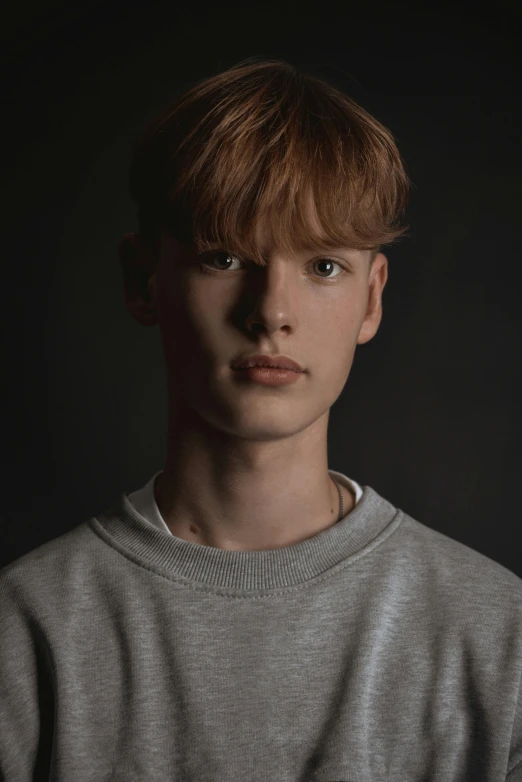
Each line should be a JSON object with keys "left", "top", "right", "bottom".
{"left": 118, "top": 210, "right": 388, "bottom": 551}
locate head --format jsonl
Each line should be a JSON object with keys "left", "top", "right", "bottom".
{"left": 119, "top": 57, "right": 412, "bottom": 448}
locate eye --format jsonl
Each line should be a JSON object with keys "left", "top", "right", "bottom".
{"left": 199, "top": 251, "right": 244, "bottom": 273}
{"left": 311, "top": 258, "right": 345, "bottom": 280}
{"left": 198, "top": 251, "right": 346, "bottom": 282}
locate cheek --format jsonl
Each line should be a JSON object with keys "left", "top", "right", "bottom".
{"left": 160, "top": 287, "right": 224, "bottom": 364}
{"left": 316, "top": 307, "right": 362, "bottom": 376}
{"left": 184, "top": 289, "right": 226, "bottom": 335}
{"left": 316, "top": 299, "right": 361, "bottom": 342}
{"left": 156, "top": 266, "right": 192, "bottom": 324}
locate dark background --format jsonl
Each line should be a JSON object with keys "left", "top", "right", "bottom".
{"left": 1, "top": 1, "right": 521, "bottom": 576}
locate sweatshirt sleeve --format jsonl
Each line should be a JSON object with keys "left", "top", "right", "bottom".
{"left": 0, "top": 571, "right": 55, "bottom": 781}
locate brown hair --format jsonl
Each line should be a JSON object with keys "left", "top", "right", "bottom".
{"left": 128, "top": 57, "right": 412, "bottom": 267}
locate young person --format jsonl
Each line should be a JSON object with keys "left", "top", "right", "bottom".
{"left": 1, "top": 57, "right": 521, "bottom": 781}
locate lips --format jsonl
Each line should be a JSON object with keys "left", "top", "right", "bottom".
{"left": 231, "top": 354, "right": 304, "bottom": 373}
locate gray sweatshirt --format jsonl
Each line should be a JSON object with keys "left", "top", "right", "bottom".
{"left": 1, "top": 469, "right": 521, "bottom": 781}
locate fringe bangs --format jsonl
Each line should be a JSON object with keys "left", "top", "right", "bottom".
{"left": 129, "top": 58, "right": 412, "bottom": 265}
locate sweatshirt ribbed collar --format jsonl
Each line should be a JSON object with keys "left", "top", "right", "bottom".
{"left": 89, "top": 479, "right": 402, "bottom": 592}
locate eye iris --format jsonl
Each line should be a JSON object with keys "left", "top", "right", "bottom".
{"left": 212, "top": 252, "right": 233, "bottom": 269}
{"left": 316, "top": 259, "right": 334, "bottom": 276}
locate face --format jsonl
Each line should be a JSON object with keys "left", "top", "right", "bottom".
{"left": 119, "top": 225, "right": 388, "bottom": 445}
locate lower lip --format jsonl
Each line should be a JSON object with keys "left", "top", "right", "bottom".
{"left": 233, "top": 367, "right": 303, "bottom": 385}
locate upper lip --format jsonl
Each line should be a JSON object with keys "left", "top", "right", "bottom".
{"left": 231, "top": 354, "right": 304, "bottom": 372}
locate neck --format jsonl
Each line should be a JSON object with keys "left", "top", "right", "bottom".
{"left": 154, "top": 406, "right": 354, "bottom": 551}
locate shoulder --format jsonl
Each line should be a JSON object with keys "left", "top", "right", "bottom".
{"left": 399, "top": 510, "right": 521, "bottom": 585}
{"left": 390, "top": 507, "right": 522, "bottom": 628}
{"left": 0, "top": 521, "right": 101, "bottom": 615}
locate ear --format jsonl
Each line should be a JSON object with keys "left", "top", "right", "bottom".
{"left": 118, "top": 233, "right": 159, "bottom": 327}
{"left": 356, "top": 253, "right": 388, "bottom": 345}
